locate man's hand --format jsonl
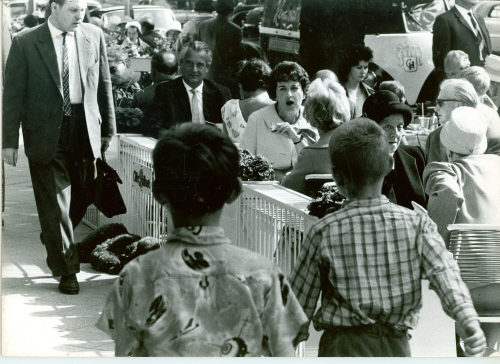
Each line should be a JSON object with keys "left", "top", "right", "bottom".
{"left": 3, "top": 148, "right": 19, "bottom": 167}
{"left": 101, "top": 137, "right": 112, "bottom": 155}
{"left": 457, "top": 320, "right": 486, "bottom": 356}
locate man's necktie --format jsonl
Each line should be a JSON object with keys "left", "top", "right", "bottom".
{"left": 191, "top": 89, "right": 201, "bottom": 123}
{"left": 62, "top": 32, "right": 72, "bottom": 116}
{"left": 468, "top": 12, "right": 487, "bottom": 61}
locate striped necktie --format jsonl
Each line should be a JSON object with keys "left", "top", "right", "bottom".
{"left": 62, "top": 32, "right": 72, "bottom": 116}
{"left": 468, "top": 12, "right": 487, "bottom": 61}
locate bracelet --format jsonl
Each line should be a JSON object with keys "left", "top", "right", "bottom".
{"left": 294, "top": 135, "right": 303, "bottom": 144}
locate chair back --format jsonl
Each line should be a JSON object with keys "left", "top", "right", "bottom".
{"left": 447, "top": 224, "right": 500, "bottom": 284}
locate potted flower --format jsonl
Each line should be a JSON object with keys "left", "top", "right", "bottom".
{"left": 307, "top": 184, "right": 345, "bottom": 218}
{"left": 238, "top": 149, "right": 275, "bottom": 182}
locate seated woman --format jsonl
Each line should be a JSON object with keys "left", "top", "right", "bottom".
{"left": 362, "top": 91, "right": 427, "bottom": 209}
{"left": 339, "top": 45, "right": 375, "bottom": 118}
{"left": 282, "top": 78, "right": 350, "bottom": 196}
{"left": 423, "top": 106, "right": 500, "bottom": 356}
{"left": 97, "top": 124, "right": 309, "bottom": 356}
{"left": 240, "top": 61, "right": 317, "bottom": 182}
{"left": 221, "top": 58, "right": 274, "bottom": 145}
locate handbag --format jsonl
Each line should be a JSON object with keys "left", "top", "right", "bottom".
{"left": 94, "top": 155, "right": 127, "bottom": 218}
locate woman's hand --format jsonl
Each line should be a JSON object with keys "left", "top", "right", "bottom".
{"left": 271, "top": 122, "right": 301, "bottom": 142}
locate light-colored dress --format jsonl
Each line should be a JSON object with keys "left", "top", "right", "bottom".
{"left": 240, "top": 104, "right": 316, "bottom": 179}
{"left": 221, "top": 99, "right": 246, "bottom": 145}
{"left": 97, "top": 226, "right": 308, "bottom": 357}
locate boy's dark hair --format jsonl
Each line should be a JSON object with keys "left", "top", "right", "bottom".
{"left": 152, "top": 124, "right": 241, "bottom": 216}
{"left": 267, "top": 61, "right": 310, "bottom": 100}
{"left": 238, "top": 58, "right": 271, "bottom": 92}
{"left": 329, "top": 117, "right": 392, "bottom": 196}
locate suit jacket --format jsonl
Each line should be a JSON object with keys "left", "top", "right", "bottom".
{"left": 2, "top": 22, "right": 115, "bottom": 164}
{"left": 145, "top": 76, "right": 231, "bottom": 138}
{"left": 386, "top": 145, "right": 427, "bottom": 209}
{"left": 198, "top": 16, "right": 242, "bottom": 96}
{"left": 433, "top": 6, "right": 492, "bottom": 72}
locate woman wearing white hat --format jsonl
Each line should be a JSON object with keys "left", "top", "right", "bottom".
{"left": 121, "top": 20, "right": 149, "bottom": 53}
{"left": 423, "top": 106, "right": 500, "bottom": 356}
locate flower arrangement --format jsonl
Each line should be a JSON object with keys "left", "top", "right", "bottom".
{"left": 238, "top": 149, "right": 275, "bottom": 181}
{"left": 307, "top": 184, "right": 345, "bottom": 218}
{"left": 115, "top": 107, "right": 143, "bottom": 133}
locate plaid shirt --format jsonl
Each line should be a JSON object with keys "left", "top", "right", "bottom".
{"left": 290, "top": 196, "right": 478, "bottom": 331}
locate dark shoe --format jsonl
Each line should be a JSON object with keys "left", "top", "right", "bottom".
{"left": 58, "top": 274, "right": 79, "bottom": 295}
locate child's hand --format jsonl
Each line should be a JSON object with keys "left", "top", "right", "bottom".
{"left": 457, "top": 320, "right": 486, "bottom": 356}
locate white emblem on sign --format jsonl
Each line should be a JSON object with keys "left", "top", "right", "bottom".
{"left": 396, "top": 41, "right": 422, "bottom": 72}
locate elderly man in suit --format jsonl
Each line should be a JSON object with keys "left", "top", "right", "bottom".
{"left": 2, "top": 0, "right": 115, "bottom": 294}
{"left": 145, "top": 40, "right": 231, "bottom": 138}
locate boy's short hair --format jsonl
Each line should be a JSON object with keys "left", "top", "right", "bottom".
{"left": 152, "top": 124, "right": 241, "bottom": 216}
{"left": 329, "top": 118, "right": 393, "bottom": 196}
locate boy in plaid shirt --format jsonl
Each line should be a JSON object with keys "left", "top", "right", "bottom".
{"left": 290, "top": 118, "right": 486, "bottom": 357}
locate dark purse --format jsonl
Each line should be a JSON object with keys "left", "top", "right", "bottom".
{"left": 94, "top": 155, "right": 127, "bottom": 218}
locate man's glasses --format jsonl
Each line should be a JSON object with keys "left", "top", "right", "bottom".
{"left": 436, "top": 99, "right": 460, "bottom": 107}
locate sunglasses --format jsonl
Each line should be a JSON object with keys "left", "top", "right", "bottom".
{"left": 436, "top": 99, "right": 460, "bottom": 107}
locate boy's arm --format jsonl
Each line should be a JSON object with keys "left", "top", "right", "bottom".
{"left": 419, "top": 216, "right": 486, "bottom": 356}
{"left": 262, "top": 271, "right": 310, "bottom": 356}
{"left": 289, "top": 227, "right": 323, "bottom": 327}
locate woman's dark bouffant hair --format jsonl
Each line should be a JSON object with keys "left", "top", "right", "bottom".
{"left": 338, "top": 45, "right": 374, "bottom": 84}
{"left": 152, "top": 124, "right": 241, "bottom": 216}
{"left": 267, "top": 61, "right": 310, "bottom": 100}
{"left": 238, "top": 58, "right": 272, "bottom": 92}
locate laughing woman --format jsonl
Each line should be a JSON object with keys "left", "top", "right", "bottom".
{"left": 240, "top": 61, "right": 317, "bottom": 182}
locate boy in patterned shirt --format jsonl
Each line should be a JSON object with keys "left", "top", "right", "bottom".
{"left": 290, "top": 117, "right": 486, "bottom": 357}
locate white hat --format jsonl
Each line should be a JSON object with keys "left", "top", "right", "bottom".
{"left": 485, "top": 54, "right": 500, "bottom": 83}
{"left": 125, "top": 21, "right": 142, "bottom": 32}
{"left": 166, "top": 20, "right": 182, "bottom": 33}
{"left": 440, "top": 106, "right": 488, "bottom": 155}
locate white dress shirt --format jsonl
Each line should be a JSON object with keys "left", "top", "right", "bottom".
{"left": 182, "top": 79, "right": 205, "bottom": 123}
{"left": 455, "top": 4, "right": 481, "bottom": 36}
{"left": 47, "top": 18, "right": 83, "bottom": 103}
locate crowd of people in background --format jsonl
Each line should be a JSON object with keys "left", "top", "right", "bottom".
{"left": 3, "top": 0, "right": 500, "bottom": 358}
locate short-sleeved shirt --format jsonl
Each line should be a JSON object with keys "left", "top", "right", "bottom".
{"left": 97, "top": 226, "right": 308, "bottom": 357}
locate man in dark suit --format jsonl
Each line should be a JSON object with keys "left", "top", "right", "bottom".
{"left": 145, "top": 40, "right": 231, "bottom": 138}
{"left": 198, "top": 0, "right": 242, "bottom": 98}
{"left": 419, "top": 0, "right": 492, "bottom": 103}
{"left": 2, "top": 0, "right": 115, "bottom": 294}
{"left": 132, "top": 50, "right": 178, "bottom": 112}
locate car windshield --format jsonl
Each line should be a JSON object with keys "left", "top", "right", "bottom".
{"left": 103, "top": 8, "right": 176, "bottom": 30}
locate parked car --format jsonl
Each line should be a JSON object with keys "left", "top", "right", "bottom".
{"left": 89, "top": 5, "right": 176, "bottom": 36}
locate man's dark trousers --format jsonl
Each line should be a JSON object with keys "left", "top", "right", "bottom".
{"left": 28, "top": 104, "right": 94, "bottom": 276}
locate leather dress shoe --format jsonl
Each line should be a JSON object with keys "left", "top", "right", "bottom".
{"left": 58, "top": 274, "right": 79, "bottom": 295}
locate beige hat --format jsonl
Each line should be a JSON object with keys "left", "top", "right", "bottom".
{"left": 485, "top": 54, "right": 500, "bottom": 83}
{"left": 440, "top": 106, "right": 487, "bottom": 155}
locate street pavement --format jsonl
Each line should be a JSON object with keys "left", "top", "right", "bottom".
{"left": 1, "top": 138, "right": 116, "bottom": 357}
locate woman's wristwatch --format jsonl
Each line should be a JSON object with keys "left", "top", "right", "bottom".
{"left": 293, "top": 135, "right": 304, "bottom": 144}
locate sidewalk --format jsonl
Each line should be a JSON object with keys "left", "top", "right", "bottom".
{"left": 1, "top": 140, "right": 115, "bottom": 357}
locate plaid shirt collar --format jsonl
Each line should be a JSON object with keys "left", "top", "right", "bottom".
{"left": 342, "top": 195, "right": 391, "bottom": 209}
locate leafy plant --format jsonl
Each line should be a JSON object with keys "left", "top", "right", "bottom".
{"left": 115, "top": 107, "right": 143, "bottom": 133}
{"left": 238, "top": 149, "right": 275, "bottom": 181}
{"left": 308, "top": 184, "right": 345, "bottom": 218}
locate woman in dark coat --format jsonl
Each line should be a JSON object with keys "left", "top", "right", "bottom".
{"left": 362, "top": 90, "right": 427, "bottom": 209}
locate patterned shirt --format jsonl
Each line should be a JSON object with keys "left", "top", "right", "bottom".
{"left": 97, "top": 226, "right": 308, "bottom": 357}
{"left": 290, "top": 196, "right": 478, "bottom": 332}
